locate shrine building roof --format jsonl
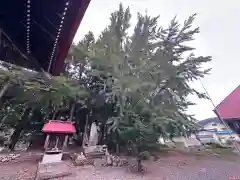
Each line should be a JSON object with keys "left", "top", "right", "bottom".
{"left": 42, "top": 120, "right": 76, "bottom": 134}
{"left": 215, "top": 85, "right": 240, "bottom": 120}
{"left": 0, "top": 0, "right": 90, "bottom": 75}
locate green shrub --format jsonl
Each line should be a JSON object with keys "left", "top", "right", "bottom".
{"left": 159, "top": 144, "right": 169, "bottom": 148}
{"left": 139, "top": 151, "right": 151, "bottom": 160}
{"left": 225, "top": 139, "right": 234, "bottom": 146}
{"left": 206, "top": 142, "right": 227, "bottom": 149}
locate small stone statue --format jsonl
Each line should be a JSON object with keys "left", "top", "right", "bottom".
{"left": 89, "top": 122, "right": 98, "bottom": 146}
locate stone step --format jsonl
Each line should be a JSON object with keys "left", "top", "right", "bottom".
{"left": 36, "top": 161, "right": 72, "bottom": 180}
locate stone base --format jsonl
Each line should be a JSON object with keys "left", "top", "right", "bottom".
{"left": 83, "top": 145, "right": 107, "bottom": 159}
{"left": 41, "top": 153, "right": 63, "bottom": 164}
{"left": 84, "top": 145, "right": 107, "bottom": 154}
{"left": 36, "top": 161, "right": 71, "bottom": 180}
{"left": 71, "top": 153, "right": 94, "bottom": 166}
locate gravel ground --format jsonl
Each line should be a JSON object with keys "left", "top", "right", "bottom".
{"left": 0, "top": 152, "right": 41, "bottom": 180}
{"left": 0, "top": 162, "right": 38, "bottom": 180}
{"left": 55, "top": 157, "right": 240, "bottom": 180}
{"left": 1, "top": 154, "right": 240, "bottom": 180}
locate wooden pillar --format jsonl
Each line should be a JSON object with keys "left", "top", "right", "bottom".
{"left": 63, "top": 135, "right": 69, "bottom": 150}
{"left": 44, "top": 134, "right": 50, "bottom": 150}
{"left": 55, "top": 137, "right": 59, "bottom": 149}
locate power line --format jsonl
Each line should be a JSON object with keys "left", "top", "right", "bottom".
{"left": 199, "top": 79, "right": 240, "bottom": 153}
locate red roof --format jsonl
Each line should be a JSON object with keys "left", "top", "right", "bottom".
{"left": 42, "top": 120, "right": 76, "bottom": 134}
{"left": 216, "top": 86, "right": 240, "bottom": 120}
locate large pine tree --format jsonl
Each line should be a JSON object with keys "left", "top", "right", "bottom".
{"left": 0, "top": 2, "right": 211, "bottom": 158}
{"left": 68, "top": 3, "right": 212, "bottom": 158}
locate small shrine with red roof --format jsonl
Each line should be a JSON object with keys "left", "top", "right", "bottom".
{"left": 41, "top": 120, "right": 76, "bottom": 164}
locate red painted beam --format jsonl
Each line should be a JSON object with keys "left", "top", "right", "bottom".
{"left": 52, "top": 0, "right": 90, "bottom": 75}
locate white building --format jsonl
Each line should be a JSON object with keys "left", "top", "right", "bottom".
{"left": 198, "top": 117, "right": 239, "bottom": 143}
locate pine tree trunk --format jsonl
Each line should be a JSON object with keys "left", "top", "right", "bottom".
{"left": 0, "top": 81, "right": 10, "bottom": 99}
{"left": 52, "top": 107, "right": 59, "bottom": 119}
{"left": 63, "top": 104, "right": 75, "bottom": 149}
{"left": 116, "top": 143, "right": 120, "bottom": 155}
{"left": 0, "top": 114, "right": 8, "bottom": 129}
{"left": 69, "top": 104, "right": 75, "bottom": 121}
{"left": 82, "top": 109, "right": 90, "bottom": 147}
{"left": 9, "top": 108, "right": 31, "bottom": 150}
{"left": 137, "top": 159, "right": 141, "bottom": 172}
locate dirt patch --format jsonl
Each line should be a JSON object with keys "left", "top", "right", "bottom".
{"left": 0, "top": 161, "right": 38, "bottom": 180}
{"left": 1, "top": 151, "right": 240, "bottom": 180}
{"left": 57, "top": 156, "right": 240, "bottom": 180}
{"left": 0, "top": 151, "right": 42, "bottom": 180}
{"left": 36, "top": 162, "right": 72, "bottom": 180}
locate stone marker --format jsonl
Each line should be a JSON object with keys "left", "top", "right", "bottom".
{"left": 36, "top": 161, "right": 72, "bottom": 180}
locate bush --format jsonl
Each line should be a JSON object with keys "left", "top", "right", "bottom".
{"left": 159, "top": 143, "right": 169, "bottom": 148}
{"left": 206, "top": 142, "right": 227, "bottom": 149}
{"left": 139, "top": 151, "right": 151, "bottom": 160}
{"left": 225, "top": 139, "right": 234, "bottom": 146}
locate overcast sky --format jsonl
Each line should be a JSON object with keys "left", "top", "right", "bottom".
{"left": 73, "top": 0, "right": 240, "bottom": 120}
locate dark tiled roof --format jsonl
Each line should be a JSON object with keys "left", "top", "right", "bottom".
{"left": 198, "top": 117, "right": 222, "bottom": 126}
